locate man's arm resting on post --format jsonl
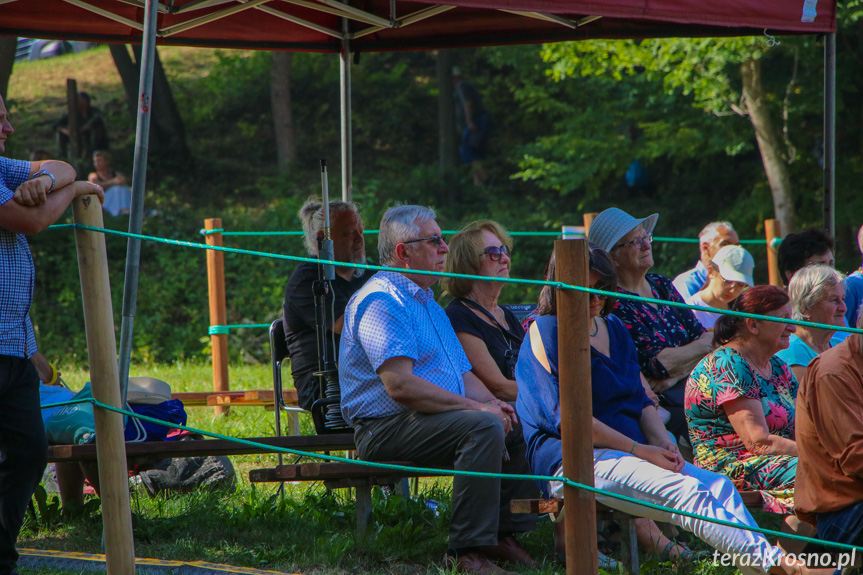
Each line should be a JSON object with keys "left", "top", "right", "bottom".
{"left": 377, "top": 356, "right": 513, "bottom": 432}
{"left": 1, "top": 181, "right": 104, "bottom": 235}
{"left": 13, "top": 160, "right": 77, "bottom": 207}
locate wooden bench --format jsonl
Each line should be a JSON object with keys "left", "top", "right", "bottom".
{"left": 250, "top": 460, "right": 450, "bottom": 537}
{"left": 47, "top": 433, "right": 355, "bottom": 465}
{"left": 171, "top": 389, "right": 298, "bottom": 408}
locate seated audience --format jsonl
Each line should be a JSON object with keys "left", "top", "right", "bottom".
{"left": 777, "top": 227, "right": 834, "bottom": 287}
{"left": 844, "top": 224, "right": 863, "bottom": 329}
{"left": 589, "top": 207, "right": 713, "bottom": 446}
{"left": 686, "top": 286, "right": 798, "bottom": 514}
{"left": 443, "top": 221, "right": 523, "bottom": 401}
{"left": 776, "top": 265, "right": 846, "bottom": 382}
{"left": 88, "top": 150, "right": 131, "bottom": 216}
{"left": 283, "top": 198, "right": 372, "bottom": 411}
{"left": 339, "top": 205, "right": 536, "bottom": 574}
{"left": 517, "top": 247, "right": 820, "bottom": 575}
{"left": 685, "top": 245, "right": 754, "bottom": 330}
{"left": 674, "top": 221, "right": 740, "bottom": 300}
{"left": 795, "top": 313, "right": 863, "bottom": 548}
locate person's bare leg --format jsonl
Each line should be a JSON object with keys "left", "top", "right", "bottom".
{"left": 778, "top": 515, "right": 815, "bottom": 555}
{"left": 635, "top": 517, "right": 687, "bottom": 559}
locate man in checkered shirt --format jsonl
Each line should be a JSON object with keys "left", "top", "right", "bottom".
{"left": 0, "top": 94, "right": 103, "bottom": 575}
{"left": 339, "top": 205, "right": 537, "bottom": 575}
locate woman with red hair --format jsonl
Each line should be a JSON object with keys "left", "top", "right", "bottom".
{"left": 685, "top": 286, "right": 799, "bottom": 514}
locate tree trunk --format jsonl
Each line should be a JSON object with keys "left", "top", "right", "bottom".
{"left": 110, "top": 44, "right": 165, "bottom": 151}
{"left": 136, "top": 45, "right": 190, "bottom": 164}
{"left": 270, "top": 51, "right": 295, "bottom": 169}
{"left": 437, "top": 50, "right": 456, "bottom": 176}
{"left": 0, "top": 36, "right": 16, "bottom": 100}
{"left": 741, "top": 57, "right": 795, "bottom": 234}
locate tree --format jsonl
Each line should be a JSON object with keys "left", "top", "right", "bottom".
{"left": 109, "top": 44, "right": 190, "bottom": 163}
{"left": 270, "top": 51, "right": 295, "bottom": 169}
{"left": 0, "top": 36, "right": 16, "bottom": 100}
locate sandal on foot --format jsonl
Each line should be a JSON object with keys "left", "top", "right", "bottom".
{"left": 659, "top": 540, "right": 710, "bottom": 562}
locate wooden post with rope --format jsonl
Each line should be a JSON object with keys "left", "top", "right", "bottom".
{"left": 73, "top": 195, "right": 136, "bottom": 575}
{"left": 765, "top": 219, "right": 782, "bottom": 287}
{"left": 205, "top": 218, "right": 230, "bottom": 415}
{"left": 583, "top": 212, "right": 598, "bottom": 236}
{"left": 555, "top": 239, "right": 597, "bottom": 575}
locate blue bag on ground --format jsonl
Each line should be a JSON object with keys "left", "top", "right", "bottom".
{"left": 45, "top": 383, "right": 96, "bottom": 444}
{"left": 126, "top": 400, "right": 187, "bottom": 441}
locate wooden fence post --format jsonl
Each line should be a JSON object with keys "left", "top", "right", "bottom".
{"left": 73, "top": 195, "right": 136, "bottom": 575}
{"left": 765, "top": 219, "right": 782, "bottom": 287}
{"left": 583, "top": 213, "right": 598, "bottom": 237}
{"left": 555, "top": 239, "right": 597, "bottom": 575}
{"left": 205, "top": 218, "right": 229, "bottom": 415}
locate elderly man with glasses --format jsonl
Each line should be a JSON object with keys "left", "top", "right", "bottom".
{"left": 673, "top": 221, "right": 740, "bottom": 300}
{"left": 338, "top": 205, "right": 536, "bottom": 575}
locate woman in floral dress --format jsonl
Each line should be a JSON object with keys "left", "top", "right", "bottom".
{"left": 686, "top": 286, "right": 799, "bottom": 514}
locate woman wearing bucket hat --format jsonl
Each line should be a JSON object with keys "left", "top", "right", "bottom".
{"left": 685, "top": 245, "right": 755, "bottom": 330}
{"left": 588, "top": 208, "right": 714, "bottom": 452}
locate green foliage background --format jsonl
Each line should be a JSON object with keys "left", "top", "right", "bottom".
{"left": 9, "top": 8, "right": 863, "bottom": 367}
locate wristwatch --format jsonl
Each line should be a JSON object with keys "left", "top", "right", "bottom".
{"left": 31, "top": 170, "right": 56, "bottom": 193}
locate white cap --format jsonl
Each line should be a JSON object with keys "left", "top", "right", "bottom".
{"left": 711, "top": 245, "right": 754, "bottom": 286}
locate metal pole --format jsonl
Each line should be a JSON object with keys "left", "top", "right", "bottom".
{"left": 340, "top": 18, "right": 352, "bottom": 202}
{"left": 823, "top": 32, "right": 836, "bottom": 237}
{"left": 117, "top": 0, "right": 158, "bottom": 406}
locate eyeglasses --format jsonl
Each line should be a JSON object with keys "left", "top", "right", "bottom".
{"left": 613, "top": 234, "right": 653, "bottom": 251}
{"left": 482, "top": 245, "right": 511, "bottom": 262}
{"left": 404, "top": 235, "right": 446, "bottom": 247}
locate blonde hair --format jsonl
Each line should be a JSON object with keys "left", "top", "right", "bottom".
{"left": 443, "top": 220, "right": 513, "bottom": 298}
{"left": 299, "top": 197, "right": 359, "bottom": 255}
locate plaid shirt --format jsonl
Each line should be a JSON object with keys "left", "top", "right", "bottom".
{"left": 0, "top": 157, "right": 36, "bottom": 358}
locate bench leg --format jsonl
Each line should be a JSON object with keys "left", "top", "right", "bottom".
{"left": 355, "top": 480, "right": 373, "bottom": 540}
{"left": 287, "top": 412, "right": 300, "bottom": 436}
{"left": 613, "top": 511, "right": 639, "bottom": 574}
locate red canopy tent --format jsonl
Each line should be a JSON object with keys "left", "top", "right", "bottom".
{"left": 0, "top": 0, "right": 836, "bottom": 52}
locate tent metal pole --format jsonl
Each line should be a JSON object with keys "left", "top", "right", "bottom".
{"left": 824, "top": 32, "right": 836, "bottom": 237}
{"left": 340, "top": 17, "right": 352, "bottom": 202}
{"left": 117, "top": 0, "right": 158, "bottom": 405}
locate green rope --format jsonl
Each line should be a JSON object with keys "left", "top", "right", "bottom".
{"left": 62, "top": 223, "right": 863, "bottom": 336}
{"left": 194, "top": 226, "right": 768, "bottom": 243}
{"left": 208, "top": 324, "right": 270, "bottom": 335}
{"left": 39, "top": 395, "right": 863, "bottom": 555}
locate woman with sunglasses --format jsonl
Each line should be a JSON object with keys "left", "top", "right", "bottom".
{"left": 443, "top": 221, "right": 524, "bottom": 402}
{"left": 589, "top": 208, "right": 715, "bottom": 454}
{"left": 516, "top": 246, "right": 832, "bottom": 575}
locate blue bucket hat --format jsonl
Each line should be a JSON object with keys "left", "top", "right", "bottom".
{"left": 588, "top": 208, "right": 659, "bottom": 253}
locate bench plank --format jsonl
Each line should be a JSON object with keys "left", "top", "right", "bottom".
{"left": 171, "top": 390, "right": 298, "bottom": 407}
{"left": 47, "top": 433, "right": 355, "bottom": 463}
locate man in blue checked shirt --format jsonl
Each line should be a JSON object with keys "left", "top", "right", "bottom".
{"left": 339, "top": 205, "right": 537, "bottom": 575}
{"left": 0, "top": 94, "right": 103, "bottom": 575}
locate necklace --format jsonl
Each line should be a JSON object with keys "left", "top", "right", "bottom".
{"left": 590, "top": 317, "right": 598, "bottom": 337}
{"left": 736, "top": 346, "right": 772, "bottom": 379}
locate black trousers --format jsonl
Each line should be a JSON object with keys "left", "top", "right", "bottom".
{"left": 354, "top": 409, "right": 538, "bottom": 550}
{"left": 0, "top": 356, "right": 48, "bottom": 575}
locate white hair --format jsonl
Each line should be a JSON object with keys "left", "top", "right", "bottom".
{"left": 299, "top": 198, "right": 359, "bottom": 255}
{"left": 699, "top": 221, "right": 736, "bottom": 244}
{"left": 378, "top": 204, "right": 437, "bottom": 265}
{"left": 788, "top": 264, "right": 846, "bottom": 321}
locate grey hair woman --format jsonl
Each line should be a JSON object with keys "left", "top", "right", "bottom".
{"left": 776, "top": 264, "right": 847, "bottom": 382}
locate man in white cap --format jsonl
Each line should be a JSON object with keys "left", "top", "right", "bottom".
{"left": 673, "top": 222, "right": 740, "bottom": 300}
{"left": 685, "top": 245, "right": 755, "bottom": 329}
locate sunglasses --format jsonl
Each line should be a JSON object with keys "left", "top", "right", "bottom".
{"left": 404, "top": 235, "right": 446, "bottom": 247}
{"left": 613, "top": 234, "right": 653, "bottom": 251}
{"left": 590, "top": 284, "right": 612, "bottom": 301}
{"left": 482, "top": 245, "right": 511, "bottom": 262}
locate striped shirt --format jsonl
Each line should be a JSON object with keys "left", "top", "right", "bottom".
{"left": 339, "top": 271, "right": 471, "bottom": 425}
{"left": 0, "top": 157, "right": 37, "bottom": 358}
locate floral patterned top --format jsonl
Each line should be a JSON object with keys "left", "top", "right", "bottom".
{"left": 685, "top": 346, "right": 799, "bottom": 513}
{"left": 611, "top": 273, "right": 706, "bottom": 380}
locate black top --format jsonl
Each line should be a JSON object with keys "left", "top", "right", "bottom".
{"left": 445, "top": 298, "right": 524, "bottom": 381}
{"left": 283, "top": 261, "right": 373, "bottom": 410}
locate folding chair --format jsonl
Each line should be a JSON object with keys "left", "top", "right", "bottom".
{"left": 270, "top": 319, "right": 305, "bottom": 437}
